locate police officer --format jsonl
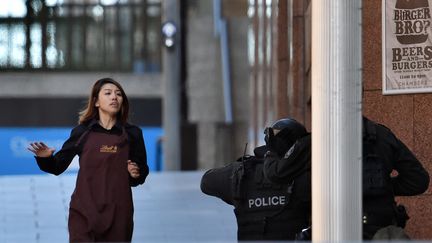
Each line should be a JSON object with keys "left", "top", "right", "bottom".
{"left": 263, "top": 116, "right": 430, "bottom": 240}
{"left": 200, "top": 118, "right": 311, "bottom": 241}
{"left": 362, "top": 116, "right": 429, "bottom": 239}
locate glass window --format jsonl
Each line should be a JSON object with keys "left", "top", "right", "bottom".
{"left": 0, "top": 1, "right": 27, "bottom": 17}
{"left": 0, "top": 0, "right": 161, "bottom": 72}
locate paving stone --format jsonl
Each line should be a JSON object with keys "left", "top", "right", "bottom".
{"left": 0, "top": 171, "right": 237, "bottom": 242}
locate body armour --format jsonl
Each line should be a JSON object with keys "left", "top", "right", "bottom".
{"left": 363, "top": 119, "right": 394, "bottom": 198}
{"left": 231, "top": 156, "right": 310, "bottom": 241}
{"left": 362, "top": 118, "right": 406, "bottom": 239}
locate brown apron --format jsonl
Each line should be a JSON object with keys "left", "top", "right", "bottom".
{"left": 68, "top": 129, "right": 133, "bottom": 242}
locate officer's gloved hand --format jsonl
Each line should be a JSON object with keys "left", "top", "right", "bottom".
{"left": 264, "top": 127, "right": 277, "bottom": 158}
{"left": 264, "top": 127, "right": 275, "bottom": 150}
{"left": 264, "top": 127, "right": 290, "bottom": 157}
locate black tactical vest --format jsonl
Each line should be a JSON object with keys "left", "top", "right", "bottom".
{"left": 363, "top": 119, "right": 394, "bottom": 198}
{"left": 362, "top": 118, "right": 401, "bottom": 239}
{"left": 231, "top": 156, "right": 310, "bottom": 241}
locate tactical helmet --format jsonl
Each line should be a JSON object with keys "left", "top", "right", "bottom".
{"left": 264, "top": 118, "right": 307, "bottom": 156}
{"left": 271, "top": 118, "right": 307, "bottom": 135}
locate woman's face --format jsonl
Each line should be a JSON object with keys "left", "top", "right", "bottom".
{"left": 95, "top": 83, "right": 124, "bottom": 117}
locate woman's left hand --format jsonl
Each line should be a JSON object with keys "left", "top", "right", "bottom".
{"left": 127, "top": 160, "right": 140, "bottom": 179}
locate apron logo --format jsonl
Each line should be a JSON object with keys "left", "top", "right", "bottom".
{"left": 100, "top": 145, "right": 118, "bottom": 153}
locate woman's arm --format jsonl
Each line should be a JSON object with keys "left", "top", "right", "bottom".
{"left": 128, "top": 126, "right": 149, "bottom": 186}
{"left": 28, "top": 126, "right": 85, "bottom": 176}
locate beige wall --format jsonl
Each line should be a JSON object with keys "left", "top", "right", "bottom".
{"left": 363, "top": 0, "right": 432, "bottom": 239}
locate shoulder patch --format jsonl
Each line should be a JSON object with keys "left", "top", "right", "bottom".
{"left": 283, "top": 144, "right": 296, "bottom": 159}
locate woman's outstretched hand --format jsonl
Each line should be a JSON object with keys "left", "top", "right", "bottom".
{"left": 127, "top": 160, "right": 140, "bottom": 179}
{"left": 28, "top": 142, "right": 56, "bottom": 157}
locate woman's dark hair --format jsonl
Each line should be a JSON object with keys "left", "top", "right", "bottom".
{"left": 78, "top": 78, "right": 129, "bottom": 125}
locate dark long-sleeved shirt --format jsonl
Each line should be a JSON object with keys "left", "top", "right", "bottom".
{"left": 201, "top": 162, "right": 235, "bottom": 205}
{"left": 367, "top": 117, "right": 429, "bottom": 196}
{"left": 263, "top": 134, "right": 311, "bottom": 184}
{"left": 201, "top": 145, "right": 269, "bottom": 205}
{"left": 35, "top": 119, "right": 149, "bottom": 186}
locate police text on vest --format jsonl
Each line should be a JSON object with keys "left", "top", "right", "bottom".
{"left": 248, "top": 196, "right": 286, "bottom": 208}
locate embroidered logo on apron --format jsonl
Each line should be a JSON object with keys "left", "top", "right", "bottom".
{"left": 100, "top": 145, "right": 118, "bottom": 153}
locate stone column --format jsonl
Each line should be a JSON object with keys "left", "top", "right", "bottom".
{"left": 311, "top": 0, "right": 363, "bottom": 240}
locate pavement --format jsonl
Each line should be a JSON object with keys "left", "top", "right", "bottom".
{"left": 0, "top": 171, "right": 237, "bottom": 243}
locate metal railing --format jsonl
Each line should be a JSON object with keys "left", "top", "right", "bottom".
{"left": 0, "top": 0, "right": 161, "bottom": 72}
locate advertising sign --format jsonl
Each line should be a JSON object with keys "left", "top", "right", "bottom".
{"left": 383, "top": 0, "right": 432, "bottom": 94}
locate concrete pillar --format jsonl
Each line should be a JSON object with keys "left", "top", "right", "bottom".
{"left": 162, "top": 0, "right": 181, "bottom": 170}
{"left": 311, "top": 0, "right": 363, "bottom": 241}
{"left": 186, "top": 1, "right": 249, "bottom": 169}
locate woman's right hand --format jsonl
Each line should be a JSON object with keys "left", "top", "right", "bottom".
{"left": 28, "top": 142, "right": 56, "bottom": 157}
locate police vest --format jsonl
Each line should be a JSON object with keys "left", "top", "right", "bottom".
{"left": 363, "top": 119, "right": 394, "bottom": 198}
{"left": 362, "top": 119, "right": 401, "bottom": 235}
{"left": 231, "top": 156, "right": 310, "bottom": 241}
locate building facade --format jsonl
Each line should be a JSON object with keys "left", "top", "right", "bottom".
{"left": 247, "top": 0, "right": 431, "bottom": 239}
{"left": 0, "top": 0, "right": 164, "bottom": 173}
